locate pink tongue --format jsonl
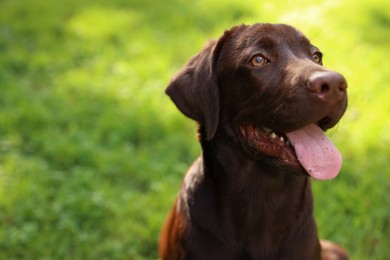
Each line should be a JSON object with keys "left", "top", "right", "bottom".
{"left": 286, "top": 124, "right": 342, "bottom": 180}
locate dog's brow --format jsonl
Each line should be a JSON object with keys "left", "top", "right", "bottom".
{"left": 310, "top": 45, "right": 321, "bottom": 53}
{"left": 300, "top": 37, "right": 311, "bottom": 47}
{"left": 256, "top": 37, "right": 275, "bottom": 49}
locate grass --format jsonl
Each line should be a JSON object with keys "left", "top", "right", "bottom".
{"left": 0, "top": 0, "right": 389, "bottom": 259}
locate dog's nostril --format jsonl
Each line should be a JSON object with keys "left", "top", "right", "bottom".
{"left": 306, "top": 77, "right": 329, "bottom": 94}
{"left": 339, "top": 81, "right": 347, "bottom": 93}
{"left": 320, "top": 83, "right": 330, "bottom": 94}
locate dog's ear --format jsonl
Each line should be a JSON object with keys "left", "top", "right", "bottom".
{"left": 165, "top": 33, "right": 229, "bottom": 140}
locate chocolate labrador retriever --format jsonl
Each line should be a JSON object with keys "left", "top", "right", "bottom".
{"left": 159, "top": 23, "right": 348, "bottom": 260}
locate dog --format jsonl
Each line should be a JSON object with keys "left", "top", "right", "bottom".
{"left": 159, "top": 23, "right": 348, "bottom": 260}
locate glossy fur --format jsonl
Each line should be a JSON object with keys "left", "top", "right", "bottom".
{"left": 159, "top": 23, "right": 348, "bottom": 260}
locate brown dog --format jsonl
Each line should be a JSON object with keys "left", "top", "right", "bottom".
{"left": 159, "top": 23, "right": 348, "bottom": 260}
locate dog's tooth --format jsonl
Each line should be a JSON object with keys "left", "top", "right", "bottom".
{"left": 255, "top": 128, "right": 261, "bottom": 138}
{"left": 270, "top": 132, "right": 277, "bottom": 139}
{"left": 240, "top": 127, "right": 246, "bottom": 138}
{"left": 262, "top": 127, "right": 272, "bottom": 133}
{"left": 286, "top": 140, "right": 290, "bottom": 146}
{"left": 280, "top": 136, "right": 284, "bottom": 142}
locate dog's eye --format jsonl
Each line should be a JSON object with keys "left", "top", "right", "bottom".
{"left": 250, "top": 55, "right": 268, "bottom": 67}
{"left": 311, "top": 52, "right": 322, "bottom": 64}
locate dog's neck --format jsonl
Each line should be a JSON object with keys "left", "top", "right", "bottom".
{"left": 193, "top": 126, "right": 319, "bottom": 256}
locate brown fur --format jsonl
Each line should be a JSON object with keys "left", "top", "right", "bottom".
{"left": 160, "top": 23, "right": 348, "bottom": 260}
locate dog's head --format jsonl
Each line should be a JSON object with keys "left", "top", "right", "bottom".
{"left": 166, "top": 23, "right": 348, "bottom": 180}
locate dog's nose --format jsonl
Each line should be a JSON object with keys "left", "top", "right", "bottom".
{"left": 307, "top": 71, "right": 347, "bottom": 101}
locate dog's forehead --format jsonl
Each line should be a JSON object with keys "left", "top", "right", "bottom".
{"left": 236, "top": 24, "right": 310, "bottom": 49}
{"left": 223, "top": 24, "right": 310, "bottom": 55}
{"left": 258, "top": 24, "right": 307, "bottom": 41}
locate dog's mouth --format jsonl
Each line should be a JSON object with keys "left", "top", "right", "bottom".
{"left": 239, "top": 124, "right": 342, "bottom": 180}
{"left": 239, "top": 124, "right": 299, "bottom": 166}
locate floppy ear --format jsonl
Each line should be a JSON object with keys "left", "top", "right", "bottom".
{"left": 165, "top": 35, "right": 228, "bottom": 141}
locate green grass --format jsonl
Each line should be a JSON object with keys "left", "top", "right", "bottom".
{"left": 0, "top": 0, "right": 389, "bottom": 259}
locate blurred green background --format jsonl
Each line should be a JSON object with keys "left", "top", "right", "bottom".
{"left": 0, "top": 0, "right": 389, "bottom": 259}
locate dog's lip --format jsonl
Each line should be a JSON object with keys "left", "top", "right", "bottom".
{"left": 239, "top": 124, "right": 301, "bottom": 167}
